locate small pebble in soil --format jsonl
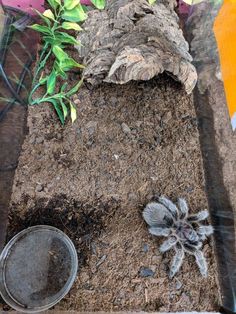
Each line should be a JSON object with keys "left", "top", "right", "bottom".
{"left": 186, "top": 186, "right": 194, "bottom": 193}
{"left": 96, "top": 255, "right": 107, "bottom": 267}
{"left": 73, "top": 98, "right": 80, "bottom": 105}
{"left": 110, "top": 96, "right": 118, "bottom": 107}
{"left": 35, "top": 136, "right": 44, "bottom": 144}
{"left": 142, "top": 244, "right": 149, "bottom": 253}
{"left": 175, "top": 278, "right": 182, "bottom": 290}
{"left": 162, "top": 111, "right": 172, "bottom": 124}
{"left": 91, "top": 242, "right": 97, "bottom": 255}
{"left": 83, "top": 283, "right": 93, "bottom": 290}
{"left": 139, "top": 267, "right": 155, "bottom": 278}
{"left": 121, "top": 122, "right": 131, "bottom": 134}
{"left": 35, "top": 184, "right": 43, "bottom": 192}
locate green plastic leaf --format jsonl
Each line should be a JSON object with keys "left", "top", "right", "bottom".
{"left": 62, "top": 4, "right": 87, "bottom": 22}
{"left": 66, "top": 78, "right": 83, "bottom": 97}
{"left": 60, "top": 99, "right": 68, "bottom": 119}
{"left": 54, "top": 61, "right": 68, "bottom": 79}
{"left": 48, "top": 99, "right": 65, "bottom": 124}
{"left": 69, "top": 101, "right": 77, "bottom": 123}
{"left": 52, "top": 45, "right": 69, "bottom": 61}
{"left": 61, "top": 21, "right": 82, "bottom": 31}
{"left": 91, "top": 0, "right": 106, "bottom": 9}
{"left": 64, "top": 0, "right": 80, "bottom": 10}
{"left": 34, "top": 9, "right": 51, "bottom": 26}
{"left": 29, "top": 24, "right": 51, "bottom": 34}
{"left": 60, "top": 82, "right": 68, "bottom": 92}
{"left": 54, "top": 32, "right": 80, "bottom": 45}
{"left": 60, "top": 57, "right": 85, "bottom": 71}
{"left": 81, "top": 4, "right": 90, "bottom": 12}
{"left": 43, "top": 36, "right": 61, "bottom": 46}
{"left": 47, "top": 0, "right": 61, "bottom": 10}
{"left": 43, "top": 9, "right": 56, "bottom": 21}
{"left": 47, "top": 70, "right": 57, "bottom": 95}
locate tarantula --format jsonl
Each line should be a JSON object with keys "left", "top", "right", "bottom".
{"left": 143, "top": 196, "right": 213, "bottom": 278}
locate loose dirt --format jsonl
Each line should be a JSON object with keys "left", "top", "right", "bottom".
{"left": 8, "top": 76, "right": 220, "bottom": 311}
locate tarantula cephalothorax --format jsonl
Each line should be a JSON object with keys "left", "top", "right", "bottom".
{"left": 143, "top": 196, "right": 213, "bottom": 278}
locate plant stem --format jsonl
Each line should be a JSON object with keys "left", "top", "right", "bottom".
{"left": 29, "top": 5, "right": 62, "bottom": 104}
{"left": 29, "top": 47, "right": 52, "bottom": 104}
{"left": 32, "top": 42, "right": 49, "bottom": 86}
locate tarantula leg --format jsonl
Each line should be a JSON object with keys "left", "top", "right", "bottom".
{"left": 149, "top": 227, "right": 170, "bottom": 237}
{"left": 160, "top": 236, "right": 177, "bottom": 252}
{"left": 169, "top": 247, "right": 185, "bottom": 278}
{"left": 159, "top": 196, "right": 178, "bottom": 219}
{"left": 183, "top": 242, "right": 202, "bottom": 253}
{"left": 187, "top": 210, "right": 209, "bottom": 222}
{"left": 194, "top": 250, "right": 208, "bottom": 277}
{"left": 197, "top": 225, "right": 214, "bottom": 236}
{"left": 198, "top": 234, "right": 207, "bottom": 241}
{"left": 143, "top": 202, "right": 171, "bottom": 227}
{"left": 178, "top": 198, "right": 189, "bottom": 219}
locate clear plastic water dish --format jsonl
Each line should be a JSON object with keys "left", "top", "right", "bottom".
{"left": 0, "top": 225, "right": 78, "bottom": 313}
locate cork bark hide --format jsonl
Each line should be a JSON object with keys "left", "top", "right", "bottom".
{"left": 77, "top": 0, "right": 197, "bottom": 94}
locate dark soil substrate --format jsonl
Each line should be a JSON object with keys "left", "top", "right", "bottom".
{"left": 8, "top": 76, "right": 220, "bottom": 311}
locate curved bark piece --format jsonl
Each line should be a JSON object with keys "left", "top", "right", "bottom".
{"left": 77, "top": 0, "right": 197, "bottom": 94}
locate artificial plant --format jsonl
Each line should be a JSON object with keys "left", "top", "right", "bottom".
{"left": 29, "top": 0, "right": 105, "bottom": 124}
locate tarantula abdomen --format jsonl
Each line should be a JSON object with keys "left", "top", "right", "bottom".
{"left": 143, "top": 196, "right": 213, "bottom": 278}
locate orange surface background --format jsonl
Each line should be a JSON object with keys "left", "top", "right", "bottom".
{"left": 214, "top": 0, "right": 236, "bottom": 120}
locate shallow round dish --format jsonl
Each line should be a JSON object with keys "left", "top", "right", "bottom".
{"left": 0, "top": 225, "right": 78, "bottom": 313}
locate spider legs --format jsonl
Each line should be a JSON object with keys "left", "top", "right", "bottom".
{"left": 169, "top": 246, "right": 185, "bottom": 278}
{"left": 149, "top": 227, "right": 170, "bottom": 237}
{"left": 183, "top": 244, "right": 208, "bottom": 277}
{"left": 160, "top": 236, "right": 177, "bottom": 252}
{"left": 159, "top": 196, "right": 178, "bottom": 219}
{"left": 194, "top": 250, "right": 208, "bottom": 277}
{"left": 187, "top": 210, "right": 209, "bottom": 223}
{"left": 178, "top": 198, "right": 189, "bottom": 219}
{"left": 198, "top": 225, "right": 214, "bottom": 236}
{"left": 197, "top": 225, "right": 214, "bottom": 240}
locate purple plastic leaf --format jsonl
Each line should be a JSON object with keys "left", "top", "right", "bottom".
{"left": 2, "top": 0, "right": 44, "bottom": 15}
{"left": 80, "top": 0, "right": 92, "bottom": 5}
{"left": 178, "top": 0, "right": 190, "bottom": 14}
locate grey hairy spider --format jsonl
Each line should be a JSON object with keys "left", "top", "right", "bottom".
{"left": 143, "top": 196, "right": 213, "bottom": 278}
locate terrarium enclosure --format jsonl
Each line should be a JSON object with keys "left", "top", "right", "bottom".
{"left": 0, "top": 0, "right": 235, "bottom": 312}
